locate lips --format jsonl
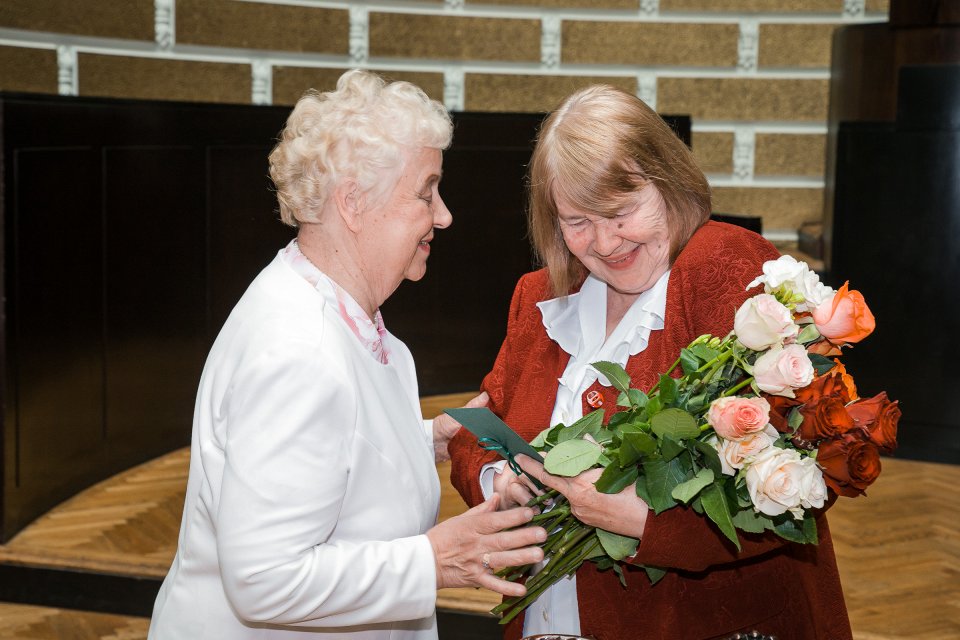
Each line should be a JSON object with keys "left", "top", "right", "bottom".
{"left": 600, "top": 246, "right": 639, "bottom": 270}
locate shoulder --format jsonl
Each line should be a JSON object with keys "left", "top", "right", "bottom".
{"left": 674, "top": 221, "right": 779, "bottom": 271}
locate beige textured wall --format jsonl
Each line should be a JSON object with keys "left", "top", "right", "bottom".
{"left": 0, "top": 0, "right": 891, "bottom": 247}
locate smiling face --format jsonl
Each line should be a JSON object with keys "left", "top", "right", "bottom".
{"left": 363, "top": 146, "right": 451, "bottom": 297}
{"left": 556, "top": 182, "right": 672, "bottom": 300}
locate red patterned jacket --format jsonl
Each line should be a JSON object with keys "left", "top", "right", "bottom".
{"left": 448, "top": 222, "right": 852, "bottom": 640}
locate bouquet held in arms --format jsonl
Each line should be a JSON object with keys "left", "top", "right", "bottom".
{"left": 490, "top": 255, "right": 900, "bottom": 625}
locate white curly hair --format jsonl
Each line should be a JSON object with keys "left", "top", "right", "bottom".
{"left": 269, "top": 69, "right": 453, "bottom": 226}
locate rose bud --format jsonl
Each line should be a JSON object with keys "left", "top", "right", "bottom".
{"left": 817, "top": 435, "right": 882, "bottom": 497}
{"left": 797, "top": 395, "right": 855, "bottom": 443}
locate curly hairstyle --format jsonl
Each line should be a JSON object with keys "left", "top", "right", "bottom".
{"left": 528, "top": 84, "right": 712, "bottom": 296}
{"left": 269, "top": 69, "right": 453, "bottom": 226}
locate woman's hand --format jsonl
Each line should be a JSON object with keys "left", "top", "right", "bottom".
{"left": 516, "top": 454, "right": 650, "bottom": 538}
{"left": 426, "top": 494, "right": 546, "bottom": 597}
{"left": 432, "top": 391, "right": 489, "bottom": 462}
{"left": 492, "top": 465, "right": 543, "bottom": 510}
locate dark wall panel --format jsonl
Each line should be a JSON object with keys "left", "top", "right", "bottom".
{"left": 5, "top": 148, "right": 106, "bottom": 528}
{"left": 103, "top": 147, "right": 208, "bottom": 464}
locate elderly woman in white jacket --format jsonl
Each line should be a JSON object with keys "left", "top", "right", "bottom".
{"left": 148, "top": 70, "right": 545, "bottom": 640}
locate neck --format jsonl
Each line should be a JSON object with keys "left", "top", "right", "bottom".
{"left": 296, "top": 224, "right": 381, "bottom": 320}
{"left": 605, "top": 287, "right": 641, "bottom": 339}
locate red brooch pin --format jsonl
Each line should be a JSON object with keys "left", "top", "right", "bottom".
{"left": 585, "top": 390, "right": 603, "bottom": 409}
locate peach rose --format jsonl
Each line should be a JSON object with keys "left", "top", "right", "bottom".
{"left": 847, "top": 392, "right": 900, "bottom": 453}
{"left": 734, "top": 294, "right": 800, "bottom": 351}
{"left": 753, "top": 344, "right": 815, "bottom": 398}
{"left": 745, "top": 447, "right": 806, "bottom": 517}
{"left": 707, "top": 396, "right": 772, "bottom": 441}
{"left": 715, "top": 424, "right": 779, "bottom": 475}
{"left": 811, "top": 282, "right": 876, "bottom": 346}
{"left": 816, "top": 435, "right": 882, "bottom": 497}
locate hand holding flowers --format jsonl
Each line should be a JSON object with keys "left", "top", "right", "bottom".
{"left": 486, "top": 255, "right": 899, "bottom": 624}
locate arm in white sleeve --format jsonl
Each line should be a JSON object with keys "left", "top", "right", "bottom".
{"left": 215, "top": 339, "right": 436, "bottom": 627}
{"left": 479, "top": 460, "right": 507, "bottom": 500}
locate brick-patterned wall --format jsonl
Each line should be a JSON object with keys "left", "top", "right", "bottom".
{"left": 0, "top": 0, "right": 891, "bottom": 245}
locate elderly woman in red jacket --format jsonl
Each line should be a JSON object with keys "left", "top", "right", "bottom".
{"left": 445, "top": 85, "right": 852, "bottom": 640}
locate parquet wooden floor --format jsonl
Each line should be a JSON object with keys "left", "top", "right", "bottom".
{"left": 0, "top": 392, "right": 956, "bottom": 639}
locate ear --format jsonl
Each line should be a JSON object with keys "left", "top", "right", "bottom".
{"left": 332, "top": 178, "right": 365, "bottom": 233}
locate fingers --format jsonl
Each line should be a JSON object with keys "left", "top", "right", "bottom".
{"left": 515, "top": 454, "right": 563, "bottom": 492}
{"left": 463, "top": 493, "right": 500, "bottom": 516}
{"left": 465, "top": 391, "right": 490, "bottom": 408}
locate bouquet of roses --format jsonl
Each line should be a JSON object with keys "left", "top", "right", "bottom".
{"left": 491, "top": 255, "right": 900, "bottom": 625}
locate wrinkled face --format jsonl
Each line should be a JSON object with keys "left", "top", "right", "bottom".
{"left": 365, "top": 147, "right": 451, "bottom": 292}
{"left": 556, "top": 182, "right": 671, "bottom": 297}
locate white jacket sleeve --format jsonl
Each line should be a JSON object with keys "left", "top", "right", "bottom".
{"left": 214, "top": 337, "right": 437, "bottom": 627}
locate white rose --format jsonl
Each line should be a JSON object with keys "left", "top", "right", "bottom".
{"left": 746, "top": 255, "right": 834, "bottom": 312}
{"left": 753, "top": 343, "right": 815, "bottom": 398}
{"left": 799, "top": 458, "right": 827, "bottom": 510}
{"left": 734, "top": 294, "right": 800, "bottom": 351}
{"left": 745, "top": 446, "right": 806, "bottom": 517}
{"left": 715, "top": 424, "right": 780, "bottom": 475}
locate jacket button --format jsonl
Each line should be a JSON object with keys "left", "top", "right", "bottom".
{"left": 585, "top": 390, "right": 603, "bottom": 409}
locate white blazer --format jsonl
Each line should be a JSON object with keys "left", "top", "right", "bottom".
{"left": 149, "top": 253, "right": 441, "bottom": 639}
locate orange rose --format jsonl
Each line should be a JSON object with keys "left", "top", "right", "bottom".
{"left": 848, "top": 392, "right": 900, "bottom": 453}
{"left": 817, "top": 435, "right": 882, "bottom": 497}
{"left": 794, "top": 361, "right": 858, "bottom": 406}
{"left": 797, "top": 395, "right": 855, "bottom": 443}
{"left": 811, "top": 282, "right": 876, "bottom": 346}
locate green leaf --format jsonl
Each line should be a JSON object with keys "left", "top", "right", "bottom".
{"left": 659, "top": 435, "right": 685, "bottom": 461}
{"left": 558, "top": 410, "right": 604, "bottom": 443}
{"left": 529, "top": 425, "right": 553, "bottom": 449}
{"left": 808, "top": 353, "right": 836, "bottom": 376}
{"left": 612, "top": 563, "right": 628, "bottom": 587}
{"left": 690, "top": 344, "right": 720, "bottom": 362}
{"left": 591, "top": 361, "right": 631, "bottom": 394}
{"left": 680, "top": 348, "right": 702, "bottom": 375}
{"left": 772, "top": 515, "right": 809, "bottom": 543}
{"left": 608, "top": 411, "right": 632, "bottom": 427}
{"left": 701, "top": 483, "right": 741, "bottom": 550}
{"left": 596, "top": 453, "right": 613, "bottom": 467}
{"left": 619, "top": 431, "right": 657, "bottom": 467}
{"left": 658, "top": 374, "right": 678, "bottom": 405}
{"left": 645, "top": 394, "right": 662, "bottom": 418}
{"left": 543, "top": 439, "right": 602, "bottom": 476}
{"left": 650, "top": 408, "right": 700, "bottom": 441}
{"left": 787, "top": 407, "right": 804, "bottom": 431}
{"left": 671, "top": 468, "right": 715, "bottom": 503}
{"left": 596, "top": 528, "right": 639, "bottom": 561}
{"left": 797, "top": 323, "right": 821, "bottom": 344}
{"left": 642, "top": 456, "right": 685, "bottom": 514}
{"left": 627, "top": 388, "right": 649, "bottom": 408}
{"left": 644, "top": 565, "right": 667, "bottom": 585}
{"left": 731, "top": 507, "right": 768, "bottom": 533}
{"left": 634, "top": 473, "right": 652, "bottom": 505}
{"left": 595, "top": 462, "right": 639, "bottom": 494}
{"left": 803, "top": 513, "right": 818, "bottom": 544}
{"left": 692, "top": 439, "right": 724, "bottom": 477}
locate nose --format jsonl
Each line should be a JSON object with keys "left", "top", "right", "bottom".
{"left": 433, "top": 193, "right": 452, "bottom": 229}
{"left": 592, "top": 218, "right": 621, "bottom": 256}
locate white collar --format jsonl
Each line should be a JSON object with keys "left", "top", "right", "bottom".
{"left": 537, "top": 270, "right": 670, "bottom": 365}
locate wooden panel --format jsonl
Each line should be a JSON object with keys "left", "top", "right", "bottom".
{"left": 4, "top": 147, "right": 106, "bottom": 539}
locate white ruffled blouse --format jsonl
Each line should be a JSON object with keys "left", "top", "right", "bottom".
{"left": 507, "top": 270, "right": 670, "bottom": 636}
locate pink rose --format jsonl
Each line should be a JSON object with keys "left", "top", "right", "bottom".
{"left": 753, "top": 344, "right": 815, "bottom": 398}
{"left": 734, "top": 294, "right": 800, "bottom": 351}
{"left": 707, "top": 396, "right": 772, "bottom": 441}
{"left": 714, "top": 425, "right": 779, "bottom": 475}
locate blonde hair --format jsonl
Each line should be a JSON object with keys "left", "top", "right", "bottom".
{"left": 528, "top": 84, "right": 712, "bottom": 296}
{"left": 269, "top": 69, "right": 453, "bottom": 226}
